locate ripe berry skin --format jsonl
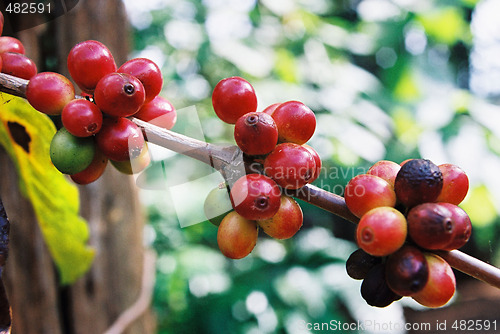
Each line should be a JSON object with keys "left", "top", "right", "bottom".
{"left": 50, "top": 127, "right": 96, "bottom": 175}
{"left": 344, "top": 174, "right": 397, "bottom": 218}
{"left": 257, "top": 195, "right": 303, "bottom": 239}
{"left": 134, "top": 96, "right": 177, "bottom": 130}
{"left": 62, "top": 99, "right": 103, "bottom": 137}
{"left": 67, "top": 40, "right": 117, "bottom": 94}
{"left": 385, "top": 245, "right": 429, "bottom": 296}
{"left": 346, "top": 248, "right": 382, "bottom": 280}
{"left": 230, "top": 174, "right": 281, "bottom": 220}
{"left": 435, "top": 163, "right": 469, "bottom": 205}
{"left": 234, "top": 112, "right": 278, "bottom": 156}
{"left": 262, "top": 102, "right": 281, "bottom": 116}
{"left": 394, "top": 159, "right": 443, "bottom": 208}
{"left": 26, "top": 72, "right": 75, "bottom": 115}
{"left": 1, "top": 52, "right": 37, "bottom": 79}
{"left": 95, "top": 117, "right": 145, "bottom": 162}
{"left": 264, "top": 143, "right": 316, "bottom": 189}
{"left": 0, "top": 11, "right": 3, "bottom": 36}
{"left": 411, "top": 253, "right": 456, "bottom": 308}
{"left": 356, "top": 206, "right": 407, "bottom": 257}
{"left": 439, "top": 202, "right": 472, "bottom": 251}
{"left": 212, "top": 76, "right": 257, "bottom": 124}
{"left": 217, "top": 211, "right": 258, "bottom": 259}
{"left": 303, "top": 144, "right": 321, "bottom": 183}
{"left": 0, "top": 36, "right": 25, "bottom": 54}
{"left": 118, "top": 58, "right": 163, "bottom": 103}
{"left": 407, "top": 203, "right": 455, "bottom": 250}
{"left": 94, "top": 73, "right": 146, "bottom": 117}
{"left": 70, "top": 149, "right": 108, "bottom": 185}
{"left": 367, "top": 160, "right": 401, "bottom": 188}
{"left": 271, "top": 101, "right": 316, "bottom": 145}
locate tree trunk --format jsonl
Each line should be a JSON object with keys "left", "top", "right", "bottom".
{"left": 0, "top": 1, "right": 155, "bottom": 333}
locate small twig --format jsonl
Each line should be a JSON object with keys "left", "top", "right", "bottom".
{"left": 104, "top": 250, "right": 156, "bottom": 334}
{"left": 1, "top": 73, "right": 500, "bottom": 290}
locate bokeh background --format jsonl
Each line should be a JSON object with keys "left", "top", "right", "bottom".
{"left": 116, "top": 0, "right": 500, "bottom": 333}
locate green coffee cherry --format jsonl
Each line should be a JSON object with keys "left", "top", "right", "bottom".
{"left": 204, "top": 184, "right": 233, "bottom": 226}
{"left": 50, "top": 127, "right": 96, "bottom": 174}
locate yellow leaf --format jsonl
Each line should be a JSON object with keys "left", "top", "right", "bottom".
{"left": 0, "top": 94, "right": 94, "bottom": 284}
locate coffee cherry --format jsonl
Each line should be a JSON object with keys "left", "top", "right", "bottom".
{"left": 26, "top": 72, "right": 75, "bottom": 115}
{"left": 303, "top": 144, "right": 321, "bottom": 183}
{"left": 118, "top": 58, "right": 163, "bottom": 103}
{"left": 271, "top": 101, "right": 316, "bottom": 144}
{"left": 0, "top": 36, "right": 25, "bottom": 54}
{"left": 435, "top": 164, "right": 469, "bottom": 205}
{"left": 361, "top": 264, "right": 401, "bottom": 308}
{"left": 70, "top": 149, "right": 108, "bottom": 185}
{"left": 50, "top": 127, "right": 96, "bottom": 175}
{"left": 212, "top": 76, "right": 257, "bottom": 124}
{"left": 344, "top": 174, "right": 397, "bottom": 218}
{"left": 407, "top": 203, "right": 455, "bottom": 250}
{"left": 0, "top": 52, "right": 37, "bottom": 79}
{"left": 234, "top": 112, "right": 278, "bottom": 156}
{"left": 110, "top": 143, "right": 151, "bottom": 175}
{"left": 367, "top": 160, "right": 401, "bottom": 188}
{"left": 204, "top": 184, "right": 233, "bottom": 227}
{"left": 217, "top": 211, "right": 258, "bottom": 259}
{"left": 411, "top": 253, "right": 456, "bottom": 308}
{"left": 134, "top": 96, "right": 177, "bottom": 130}
{"left": 346, "top": 248, "right": 382, "bottom": 280}
{"left": 230, "top": 173, "right": 281, "bottom": 220}
{"left": 439, "top": 202, "right": 472, "bottom": 251}
{"left": 61, "top": 99, "right": 103, "bottom": 137}
{"left": 257, "top": 195, "right": 303, "bottom": 239}
{"left": 67, "top": 40, "right": 117, "bottom": 94}
{"left": 394, "top": 159, "right": 443, "bottom": 208}
{"left": 95, "top": 117, "right": 145, "bottom": 162}
{"left": 264, "top": 143, "right": 316, "bottom": 189}
{"left": 356, "top": 207, "right": 407, "bottom": 257}
{"left": 262, "top": 102, "right": 280, "bottom": 115}
{"left": 385, "top": 245, "right": 429, "bottom": 296}
{"left": 94, "top": 72, "right": 146, "bottom": 117}
{"left": 0, "top": 11, "right": 4, "bottom": 36}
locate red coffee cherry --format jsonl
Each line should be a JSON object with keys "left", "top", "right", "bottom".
{"left": 26, "top": 72, "right": 75, "bottom": 115}
{"left": 230, "top": 173, "right": 281, "bottom": 221}
{"left": 361, "top": 263, "right": 401, "bottom": 308}
{"left": 411, "top": 253, "right": 456, "bottom": 308}
{"left": 346, "top": 248, "right": 382, "bottom": 280}
{"left": 407, "top": 202, "right": 455, "bottom": 250}
{"left": 94, "top": 72, "right": 145, "bottom": 117}
{"left": 439, "top": 202, "right": 472, "bottom": 251}
{"left": 217, "top": 211, "right": 258, "bottom": 259}
{"left": 435, "top": 163, "right": 469, "bottom": 205}
{"left": 1, "top": 52, "right": 37, "bottom": 79}
{"left": 344, "top": 174, "right": 397, "bottom": 218}
{"left": 234, "top": 112, "right": 278, "bottom": 156}
{"left": 0, "top": 11, "right": 4, "bottom": 36}
{"left": 134, "top": 96, "right": 177, "bottom": 130}
{"left": 303, "top": 144, "right": 321, "bottom": 183}
{"left": 385, "top": 245, "right": 429, "bottom": 296}
{"left": 62, "top": 99, "right": 103, "bottom": 137}
{"left": 367, "top": 160, "right": 401, "bottom": 188}
{"left": 356, "top": 206, "right": 407, "bottom": 257}
{"left": 262, "top": 102, "right": 281, "bottom": 115}
{"left": 264, "top": 143, "right": 316, "bottom": 189}
{"left": 271, "top": 101, "right": 316, "bottom": 144}
{"left": 212, "top": 76, "right": 257, "bottom": 124}
{"left": 257, "top": 195, "right": 303, "bottom": 239}
{"left": 67, "top": 40, "right": 117, "bottom": 94}
{"left": 95, "top": 117, "right": 145, "bottom": 162}
{"left": 118, "top": 58, "right": 163, "bottom": 103}
{"left": 70, "top": 149, "right": 108, "bottom": 185}
{"left": 394, "top": 159, "right": 443, "bottom": 208}
{"left": 0, "top": 36, "right": 25, "bottom": 54}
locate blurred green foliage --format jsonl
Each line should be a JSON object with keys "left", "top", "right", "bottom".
{"left": 124, "top": 0, "right": 500, "bottom": 332}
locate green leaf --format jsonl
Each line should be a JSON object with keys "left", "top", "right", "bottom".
{"left": 0, "top": 94, "right": 94, "bottom": 284}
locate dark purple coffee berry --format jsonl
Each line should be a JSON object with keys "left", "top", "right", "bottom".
{"left": 385, "top": 245, "right": 429, "bottom": 296}
{"left": 361, "top": 264, "right": 401, "bottom": 308}
{"left": 346, "top": 248, "right": 382, "bottom": 280}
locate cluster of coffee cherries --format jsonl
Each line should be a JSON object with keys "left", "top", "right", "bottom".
{"left": 203, "top": 76, "right": 320, "bottom": 260}
{"left": 344, "top": 159, "right": 470, "bottom": 308}
{"left": 21, "top": 39, "right": 176, "bottom": 184}
{"left": 0, "top": 12, "right": 38, "bottom": 80}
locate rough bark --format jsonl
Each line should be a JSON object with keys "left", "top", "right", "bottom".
{"left": 1, "top": 1, "right": 155, "bottom": 333}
